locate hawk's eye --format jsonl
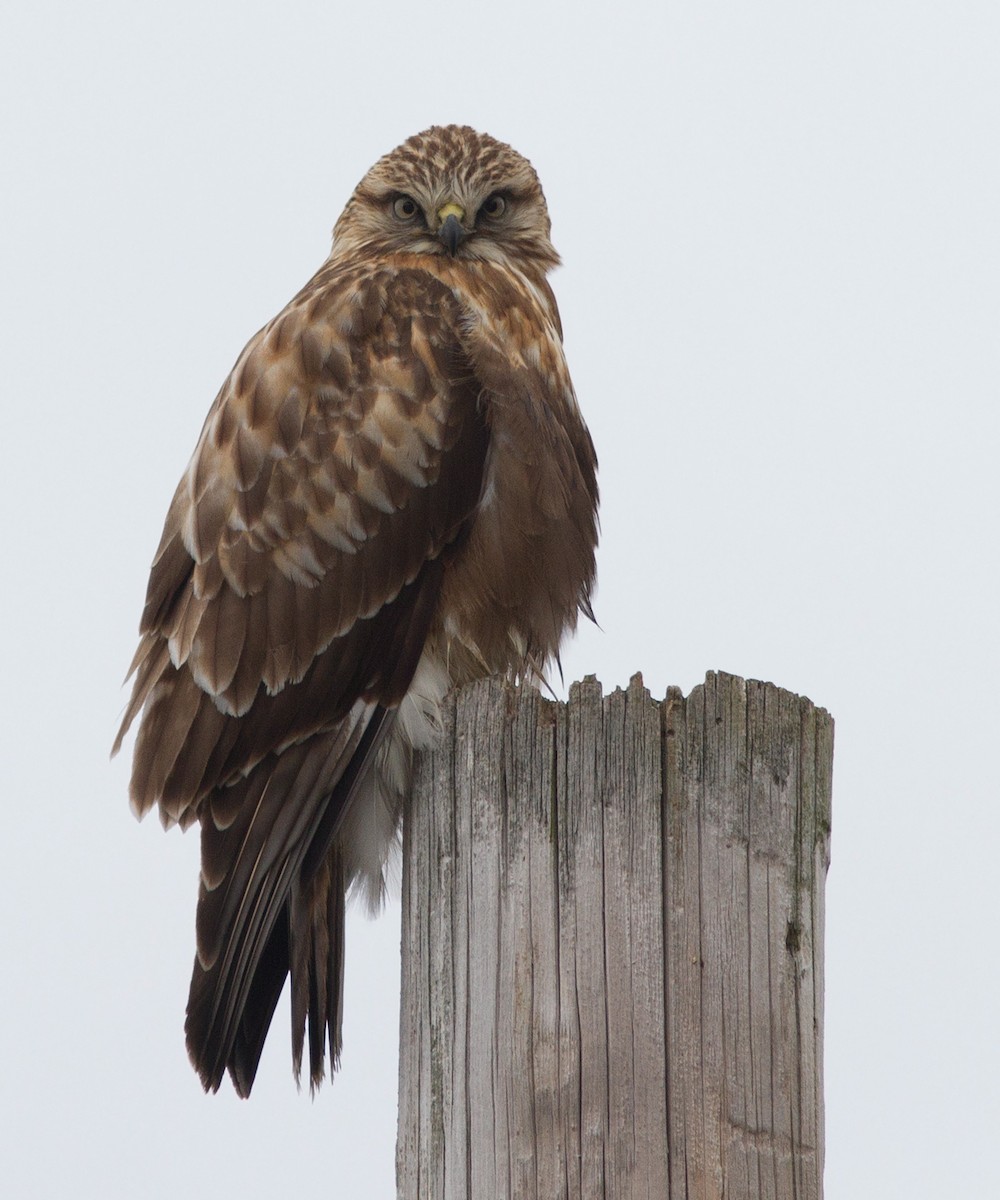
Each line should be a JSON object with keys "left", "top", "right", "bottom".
{"left": 392, "top": 195, "right": 421, "bottom": 221}
{"left": 479, "top": 193, "right": 507, "bottom": 220}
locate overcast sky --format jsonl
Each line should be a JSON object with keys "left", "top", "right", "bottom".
{"left": 2, "top": 2, "right": 998, "bottom": 1196}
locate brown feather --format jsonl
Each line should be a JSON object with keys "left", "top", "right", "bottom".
{"left": 117, "top": 125, "right": 599, "bottom": 1097}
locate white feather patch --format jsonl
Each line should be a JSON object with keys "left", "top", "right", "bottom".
{"left": 340, "top": 647, "right": 450, "bottom": 913}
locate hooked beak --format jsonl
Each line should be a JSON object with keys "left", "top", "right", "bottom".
{"left": 437, "top": 203, "right": 467, "bottom": 255}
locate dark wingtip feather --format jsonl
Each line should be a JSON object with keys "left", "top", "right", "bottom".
{"left": 183, "top": 708, "right": 391, "bottom": 1098}
{"left": 184, "top": 960, "right": 229, "bottom": 1095}
{"left": 579, "top": 592, "right": 599, "bottom": 628}
{"left": 230, "top": 916, "right": 292, "bottom": 1098}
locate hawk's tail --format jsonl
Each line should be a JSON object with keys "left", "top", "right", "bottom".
{"left": 289, "top": 846, "right": 347, "bottom": 1091}
{"left": 184, "top": 706, "right": 391, "bottom": 1098}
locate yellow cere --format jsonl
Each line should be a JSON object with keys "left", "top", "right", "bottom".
{"left": 437, "top": 203, "right": 465, "bottom": 222}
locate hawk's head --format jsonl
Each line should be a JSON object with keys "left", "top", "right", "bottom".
{"left": 331, "top": 125, "right": 560, "bottom": 272}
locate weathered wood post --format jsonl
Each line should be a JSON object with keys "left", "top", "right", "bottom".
{"left": 396, "top": 671, "right": 833, "bottom": 1199}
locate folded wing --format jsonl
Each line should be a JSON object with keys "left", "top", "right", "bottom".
{"left": 115, "top": 264, "right": 490, "bottom": 1093}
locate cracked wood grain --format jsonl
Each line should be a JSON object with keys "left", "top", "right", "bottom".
{"left": 396, "top": 672, "right": 833, "bottom": 1200}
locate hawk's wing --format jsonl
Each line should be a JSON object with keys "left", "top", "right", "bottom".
{"left": 115, "top": 263, "right": 489, "bottom": 1093}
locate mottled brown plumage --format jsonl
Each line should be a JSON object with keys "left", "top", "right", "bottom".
{"left": 115, "top": 125, "right": 598, "bottom": 1097}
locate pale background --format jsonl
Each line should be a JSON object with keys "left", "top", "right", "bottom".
{"left": 2, "top": 2, "right": 997, "bottom": 1196}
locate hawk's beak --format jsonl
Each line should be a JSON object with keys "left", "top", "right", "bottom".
{"left": 437, "top": 203, "right": 467, "bottom": 255}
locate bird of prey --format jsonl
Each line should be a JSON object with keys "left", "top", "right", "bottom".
{"left": 114, "top": 125, "right": 599, "bottom": 1098}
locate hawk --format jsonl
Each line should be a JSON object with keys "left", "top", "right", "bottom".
{"left": 115, "top": 125, "right": 599, "bottom": 1097}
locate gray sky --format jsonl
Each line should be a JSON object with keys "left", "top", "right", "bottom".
{"left": 2, "top": 1, "right": 998, "bottom": 1196}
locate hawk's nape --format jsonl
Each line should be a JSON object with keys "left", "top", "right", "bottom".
{"left": 114, "top": 125, "right": 598, "bottom": 1097}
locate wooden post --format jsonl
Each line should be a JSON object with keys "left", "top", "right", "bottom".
{"left": 396, "top": 672, "right": 833, "bottom": 1200}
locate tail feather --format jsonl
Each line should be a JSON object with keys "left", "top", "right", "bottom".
{"left": 184, "top": 704, "right": 391, "bottom": 1096}
{"left": 290, "top": 847, "right": 347, "bottom": 1090}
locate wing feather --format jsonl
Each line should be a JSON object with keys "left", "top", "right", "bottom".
{"left": 117, "top": 264, "right": 488, "bottom": 815}
{"left": 117, "top": 262, "right": 491, "bottom": 1094}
